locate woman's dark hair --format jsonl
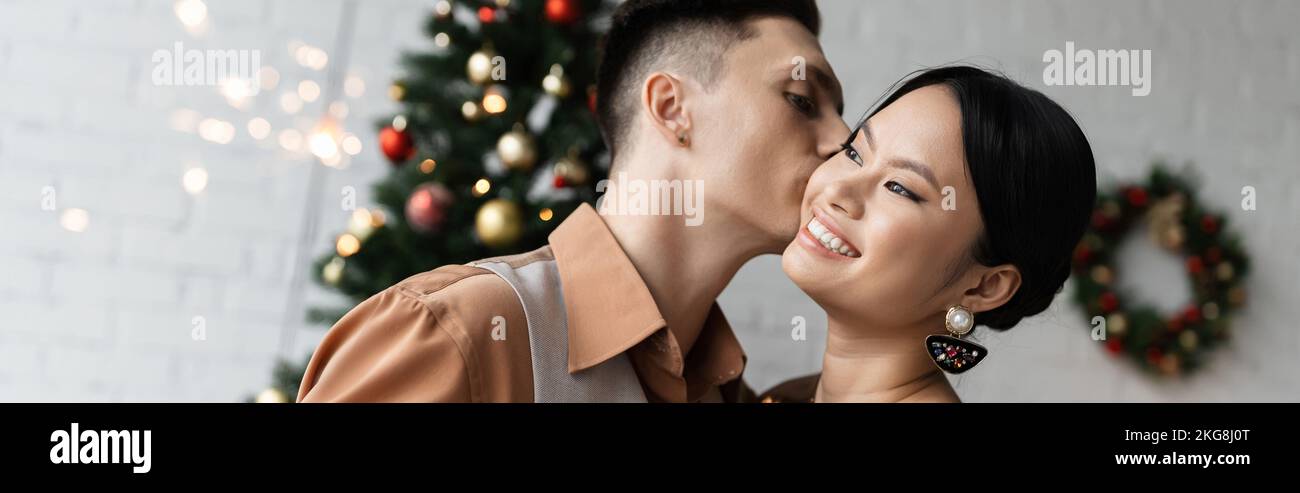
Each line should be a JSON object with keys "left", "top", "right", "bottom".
{"left": 866, "top": 66, "right": 1097, "bottom": 330}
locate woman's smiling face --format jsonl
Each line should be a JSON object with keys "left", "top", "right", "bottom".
{"left": 782, "top": 84, "right": 990, "bottom": 329}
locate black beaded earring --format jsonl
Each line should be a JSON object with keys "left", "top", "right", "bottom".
{"left": 926, "top": 305, "right": 987, "bottom": 374}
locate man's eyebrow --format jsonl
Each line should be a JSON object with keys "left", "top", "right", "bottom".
{"left": 807, "top": 64, "right": 844, "bottom": 116}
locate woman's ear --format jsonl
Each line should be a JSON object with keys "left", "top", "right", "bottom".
{"left": 641, "top": 71, "right": 692, "bottom": 147}
{"left": 959, "top": 264, "right": 1021, "bottom": 314}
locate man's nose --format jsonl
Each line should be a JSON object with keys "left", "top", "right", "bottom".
{"left": 817, "top": 118, "right": 852, "bottom": 160}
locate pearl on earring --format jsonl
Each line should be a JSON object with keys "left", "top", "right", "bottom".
{"left": 945, "top": 305, "right": 974, "bottom": 336}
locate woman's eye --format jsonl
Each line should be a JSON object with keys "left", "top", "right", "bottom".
{"left": 885, "top": 181, "right": 920, "bottom": 202}
{"left": 840, "top": 143, "right": 862, "bottom": 165}
{"left": 786, "top": 92, "right": 815, "bottom": 116}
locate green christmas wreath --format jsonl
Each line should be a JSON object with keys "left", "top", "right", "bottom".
{"left": 1071, "top": 165, "right": 1250, "bottom": 376}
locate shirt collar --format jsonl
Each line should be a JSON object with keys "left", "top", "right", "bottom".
{"left": 548, "top": 204, "right": 746, "bottom": 392}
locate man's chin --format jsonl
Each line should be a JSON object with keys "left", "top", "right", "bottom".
{"left": 762, "top": 225, "right": 802, "bottom": 255}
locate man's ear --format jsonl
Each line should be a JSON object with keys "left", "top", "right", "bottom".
{"left": 641, "top": 71, "right": 691, "bottom": 147}
{"left": 959, "top": 264, "right": 1021, "bottom": 314}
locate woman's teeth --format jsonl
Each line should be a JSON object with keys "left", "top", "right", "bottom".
{"left": 808, "top": 218, "right": 859, "bottom": 258}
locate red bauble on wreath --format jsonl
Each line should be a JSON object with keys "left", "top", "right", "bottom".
{"left": 379, "top": 125, "right": 416, "bottom": 164}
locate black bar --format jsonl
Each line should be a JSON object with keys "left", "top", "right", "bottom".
{"left": 5, "top": 403, "right": 1294, "bottom": 480}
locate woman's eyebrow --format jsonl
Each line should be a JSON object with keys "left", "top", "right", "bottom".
{"left": 860, "top": 121, "right": 941, "bottom": 192}
{"left": 886, "top": 158, "right": 940, "bottom": 192}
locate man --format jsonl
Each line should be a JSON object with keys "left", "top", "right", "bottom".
{"left": 297, "top": 0, "right": 847, "bottom": 403}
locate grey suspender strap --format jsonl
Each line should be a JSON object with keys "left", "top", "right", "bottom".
{"left": 474, "top": 259, "right": 647, "bottom": 403}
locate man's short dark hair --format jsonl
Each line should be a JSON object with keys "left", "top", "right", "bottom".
{"left": 595, "top": 0, "right": 821, "bottom": 157}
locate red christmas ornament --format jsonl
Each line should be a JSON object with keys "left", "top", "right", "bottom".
{"left": 1073, "top": 243, "right": 1092, "bottom": 264}
{"left": 1105, "top": 338, "right": 1124, "bottom": 355}
{"left": 1183, "top": 305, "right": 1202, "bottom": 324}
{"left": 379, "top": 126, "right": 416, "bottom": 164}
{"left": 1090, "top": 210, "right": 1110, "bottom": 230}
{"left": 405, "top": 182, "right": 455, "bottom": 234}
{"left": 553, "top": 175, "right": 567, "bottom": 188}
{"left": 478, "top": 6, "right": 496, "bottom": 23}
{"left": 1167, "top": 316, "right": 1185, "bottom": 333}
{"left": 1145, "top": 347, "right": 1163, "bottom": 366}
{"left": 1205, "top": 246, "right": 1223, "bottom": 264}
{"left": 545, "top": 0, "right": 580, "bottom": 24}
{"left": 1098, "top": 291, "right": 1119, "bottom": 313}
{"left": 1186, "top": 255, "right": 1204, "bottom": 275}
{"left": 1200, "top": 214, "right": 1219, "bottom": 234}
{"left": 1124, "top": 187, "right": 1148, "bottom": 208}
{"left": 587, "top": 86, "right": 597, "bottom": 113}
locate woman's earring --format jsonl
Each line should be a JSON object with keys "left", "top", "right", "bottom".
{"left": 677, "top": 133, "right": 688, "bottom": 146}
{"left": 925, "top": 305, "right": 987, "bottom": 374}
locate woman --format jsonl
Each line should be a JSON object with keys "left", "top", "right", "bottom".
{"left": 760, "top": 66, "right": 1097, "bottom": 403}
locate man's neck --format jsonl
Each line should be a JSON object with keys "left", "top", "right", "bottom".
{"left": 600, "top": 183, "right": 769, "bottom": 356}
{"left": 815, "top": 316, "right": 955, "bottom": 403}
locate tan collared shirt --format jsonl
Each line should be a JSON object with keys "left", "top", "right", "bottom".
{"left": 297, "top": 204, "right": 751, "bottom": 403}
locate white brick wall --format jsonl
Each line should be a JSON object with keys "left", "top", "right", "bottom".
{"left": 0, "top": 0, "right": 1295, "bottom": 402}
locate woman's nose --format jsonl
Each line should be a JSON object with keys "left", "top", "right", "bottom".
{"left": 822, "top": 173, "right": 864, "bottom": 219}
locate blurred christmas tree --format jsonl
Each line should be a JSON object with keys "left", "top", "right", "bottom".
{"left": 257, "top": 0, "right": 612, "bottom": 403}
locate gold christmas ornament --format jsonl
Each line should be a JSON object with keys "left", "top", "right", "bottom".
{"left": 1179, "top": 330, "right": 1199, "bottom": 351}
{"left": 552, "top": 152, "right": 589, "bottom": 186}
{"left": 482, "top": 85, "right": 508, "bottom": 114}
{"left": 461, "top": 100, "right": 484, "bottom": 122}
{"left": 322, "top": 256, "right": 345, "bottom": 286}
{"left": 476, "top": 198, "right": 524, "bottom": 248}
{"left": 1157, "top": 224, "right": 1185, "bottom": 250}
{"left": 1216, "top": 262, "right": 1235, "bottom": 281}
{"left": 1106, "top": 313, "right": 1128, "bottom": 336}
{"left": 496, "top": 125, "right": 537, "bottom": 170}
{"left": 434, "top": 0, "right": 452, "bottom": 19}
{"left": 1082, "top": 233, "right": 1103, "bottom": 250}
{"left": 542, "top": 64, "right": 571, "bottom": 97}
{"left": 335, "top": 233, "right": 361, "bottom": 257}
{"left": 1159, "top": 353, "right": 1181, "bottom": 376}
{"left": 472, "top": 178, "right": 491, "bottom": 197}
{"left": 1100, "top": 200, "right": 1121, "bottom": 219}
{"left": 256, "top": 388, "right": 289, "bottom": 403}
{"left": 1090, "top": 265, "right": 1113, "bottom": 285}
{"left": 1228, "top": 286, "right": 1247, "bottom": 307}
{"left": 1147, "top": 193, "right": 1186, "bottom": 251}
{"left": 466, "top": 47, "right": 496, "bottom": 85}
{"left": 347, "top": 208, "right": 379, "bottom": 241}
{"left": 388, "top": 83, "right": 405, "bottom": 101}
{"left": 1202, "top": 301, "right": 1221, "bottom": 321}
